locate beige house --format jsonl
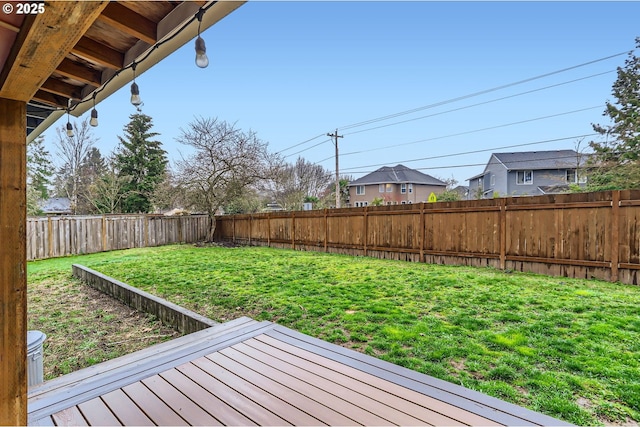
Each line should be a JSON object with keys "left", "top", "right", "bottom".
{"left": 347, "top": 164, "right": 446, "bottom": 207}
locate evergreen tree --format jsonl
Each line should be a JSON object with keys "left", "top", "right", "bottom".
{"left": 114, "top": 113, "right": 168, "bottom": 213}
{"left": 27, "top": 136, "right": 54, "bottom": 200}
{"left": 589, "top": 37, "right": 640, "bottom": 190}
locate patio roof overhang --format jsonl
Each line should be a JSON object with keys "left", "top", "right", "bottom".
{"left": 0, "top": 1, "right": 245, "bottom": 424}
{"left": 0, "top": 0, "right": 245, "bottom": 140}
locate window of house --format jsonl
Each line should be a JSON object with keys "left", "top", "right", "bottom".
{"left": 566, "top": 169, "right": 587, "bottom": 184}
{"left": 516, "top": 170, "right": 533, "bottom": 185}
{"left": 408, "top": 200, "right": 413, "bottom": 204}
{"left": 490, "top": 174, "right": 495, "bottom": 186}
{"left": 478, "top": 177, "right": 483, "bottom": 192}
{"left": 408, "top": 183, "right": 413, "bottom": 193}
{"left": 356, "top": 185, "right": 365, "bottom": 195}
{"left": 379, "top": 184, "right": 385, "bottom": 193}
{"left": 401, "top": 201, "right": 406, "bottom": 204}
{"left": 401, "top": 183, "right": 407, "bottom": 194}
{"left": 364, "top": 201, "right": 368, "bottom": 206}
{"left": 386, "top": 184, "right": 393, "bottom": 192}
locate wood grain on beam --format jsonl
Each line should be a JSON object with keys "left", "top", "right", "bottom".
{"left": 56, "top": 58, "right": 102, "bottom": 87}
{"left": 71, "top": 37, "right": 124, "bottom": 70}
{"left": 98, "top": 2, "right": 157, "bottom": 45}
{"left": 32, "top": 90, "right": 69, "bottom": 109}
{"left": 41, "top": 78, "right": 83, "bottom": 100}
{"left": 0, "top": 2, "right": 108, "bottom": 102}
{"left": 0, "top": 98, "right": 27, "bottom": 426}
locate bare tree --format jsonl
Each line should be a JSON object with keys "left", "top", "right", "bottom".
{"left": 267, "top": 157, "right": 332, "bottom": 210}
{"left": 53, "top": 119, "right": 97, "bottom": 214}
{"left": 174, "top": 117, "right": 279, "bottom": 240}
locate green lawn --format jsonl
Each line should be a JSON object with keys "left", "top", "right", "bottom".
{"left": 28, "top": 244, "right": 640, "bottom": 425}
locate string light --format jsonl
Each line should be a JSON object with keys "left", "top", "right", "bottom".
{"left": 195, "top": 9, "right": 209, "bottom": 68}
{"left": 130, "top": 62, "right": 142, "bottom": 107}
{"left": 55, "top": 2, "right": 218, "bottom": 125}
{"left": 90, "top": 93, "right": 98, "bottom": 127}
{"left": 66, "top": 109, "right": 73, "bottom": 137}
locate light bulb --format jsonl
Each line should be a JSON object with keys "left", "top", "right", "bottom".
{"left": 66, "top": 121, "right": 74, "bottom": 137}
{"left": 130, "top": 81, "right": 142, "bottom": 106}
{"left": 195, "top": 36, "right": 209, "bottom": 68}
{"left": 90, "top": 108, "right": 98, "bottom": 127}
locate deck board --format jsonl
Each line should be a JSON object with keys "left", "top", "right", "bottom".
{"left": 235, "top": 339, "right": 464, "bottom": 426}
{"left": 140, "top": 375, "right": 222, "bottom": 426}
{"left": 158, "top": 368, "right": 256, "bottom": 426}
{"left": 220, "top": 345, "right": 414, "bottom": 426}
{"left": 252, "top": 334, "right": 500, "bottom": 426}
{"left": 175, "top": 362, "right": 290, "bottom": 426}
{"left": 101, "top": 389, "right": 155, "bottom": 426}
{"left": 266, "top": 326, "right": 571, "bottom": 426}
{"left": 76, "top": 397, "right": 122, "bottom": 426}
{"left": 29, "top": 318, "right": 572, "bottom": 427}
{"left": 122, "top": 382, "right": 189, "bottom": 426}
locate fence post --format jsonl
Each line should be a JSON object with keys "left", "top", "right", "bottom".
{"left": 611, "top": 190, "right": 620, "bottom": 282}
{"left": 248, "top": 215, "right": 252, "bottom": 246}
{"left": 267, "top": 213, "right": 271, "bottom": 247}
{"left": 101, "top": 215, "right": 107, "bottom": 252}
{"left": 499, "top": 198, "right": 507, "bottom": 270}
{"left": 47, "top": 216, "right": 53, "bottom": 258}
{"left": 291, "top": 212, "right": 296, "bottom": 250}
{"left": 420, "top": 203, "right": 425, "bottom": 263}
{"left": 324, "top": 209, "right": 328, "bottom": 252}
{"left": 232, "top": 216, "right": 236, "bottom": 243}
{"left": 363, "top": 206, "right": 368, "bottom": 257}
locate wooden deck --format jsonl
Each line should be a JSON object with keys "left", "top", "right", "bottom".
{"left": 28, "top": 317, "right": 570, "bottom": 426}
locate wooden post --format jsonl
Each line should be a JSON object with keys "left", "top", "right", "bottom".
{"left": 419, "top": 203, "right": 425, "bottom": 263}
{"left": 0, "top": 98, "right": 27, "bottom": 425}
{"left": 267, "top": 214, "right": 271, "bottom": 247}
{"left": 363, "top": 206, "right": 368, "bottom": 257}
{"left": 611, "top": 190, "right": 620, "bottom": 282}
{"left": 324, "top": 209, "right": 328, "bottom": 252}
{"left": 499, "top": 198, "right": 507, "bottom": 270}
{"left": 248, "top": 215, "right": 252, "bottom": 246}
{"left": 101, "top": 215, "right": 107, "bottom": 252}
{"left": 291, "top": 212, "right": 296, "bottom": 250}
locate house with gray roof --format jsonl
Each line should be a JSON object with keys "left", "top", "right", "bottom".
{"left": 348, "top": 164, "right": 446, "bottom": 207}
{"left": 467, "top": 150, "right": 588, "bottom": 199}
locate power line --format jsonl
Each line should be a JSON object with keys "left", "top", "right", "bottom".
{"left": 336, "top": 51, "right": 629, "bottom": 131}
{"left": 342, "top": 70, "right": 615, "bottom": 137}
{"left": 284, "top": 138, "right": 332, "bottom": 158}
{"left": 338, "top": 133, "right": 598, "bottom": 173}
{"left": 315, "top": 106, "right": 602, "bottom": 164}
{"left": 274, "top": 50, "right": 627, "bottom": 156}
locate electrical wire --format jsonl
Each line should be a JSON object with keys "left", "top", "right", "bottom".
{"left": 336, "top": 133, "right": 598, "bottom": 173}
{"left": 337, "top": 51, "right": 629, "bottom": 131}
{"left": 342, "top": 70, "right": 615, "bottom": 137}
{"left": 274, "top": 51, "right": 628, "bottom": 155}
{"left": 315, "top": 106, "right": 603, "bottom": 164}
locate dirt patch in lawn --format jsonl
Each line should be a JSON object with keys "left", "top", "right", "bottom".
{"left": 28, "top": 275, "right": 180, "bottom": 380}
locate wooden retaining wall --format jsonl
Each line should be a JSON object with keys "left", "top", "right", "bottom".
{"left": 27, "top": 214, "right": 211, "bottom": 261}
{"left": 215, "top": 190, "right": 640, "bottom": 285}
{"left": 72, "top": 264, "right": 217, "bottom": 334}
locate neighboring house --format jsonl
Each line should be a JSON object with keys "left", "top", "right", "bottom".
{"left": 348, "top": 164, "right": 447, "bottom": 207}
{"left": 39, "top": 197, "right": 72, "bottom": 215}
{"left": 467, "top": 150, "right": 588, "bottom": 199}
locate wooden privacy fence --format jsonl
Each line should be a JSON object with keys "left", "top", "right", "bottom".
{"left": 215, "top": 190, "right": 640, "bottom": 285}
{"left": 27, "top": 214, "right": 211, "bottom": 261}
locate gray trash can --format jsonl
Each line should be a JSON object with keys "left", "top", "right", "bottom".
{"left": 27, "top": 330, "right": 47, "bottom": 387}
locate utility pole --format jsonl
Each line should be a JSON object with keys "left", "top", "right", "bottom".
{"left": 327, "top": 129, "right": 343, "bottom": 208}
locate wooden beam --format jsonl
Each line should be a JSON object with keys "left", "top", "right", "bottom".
{"left": 0, "top": 2, "right": 108, "bottom": 102}
{"left": 40, "top": 78, "right": 83, "bottom": 101}
{"left": 71, "top": 37, "right": 124, "bottom": 70}
{"left": 32, "top": 90, "right": 69, "bottom": 109}
{"left": 0, "top": 98, "right": 27, "bottom": 425}
{"left": 98, "top": 2, "right": 157, "bottom": 45}
{"left": 55, "top": 59, "right": 102, "bottom": 87}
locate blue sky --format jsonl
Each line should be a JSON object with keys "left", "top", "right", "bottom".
{"left": 49, "top": 1, "right": 640, "bottom": 186}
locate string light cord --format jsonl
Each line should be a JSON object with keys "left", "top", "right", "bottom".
{"left": 61, "top": 1, "right": 219, "bottom": 116}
